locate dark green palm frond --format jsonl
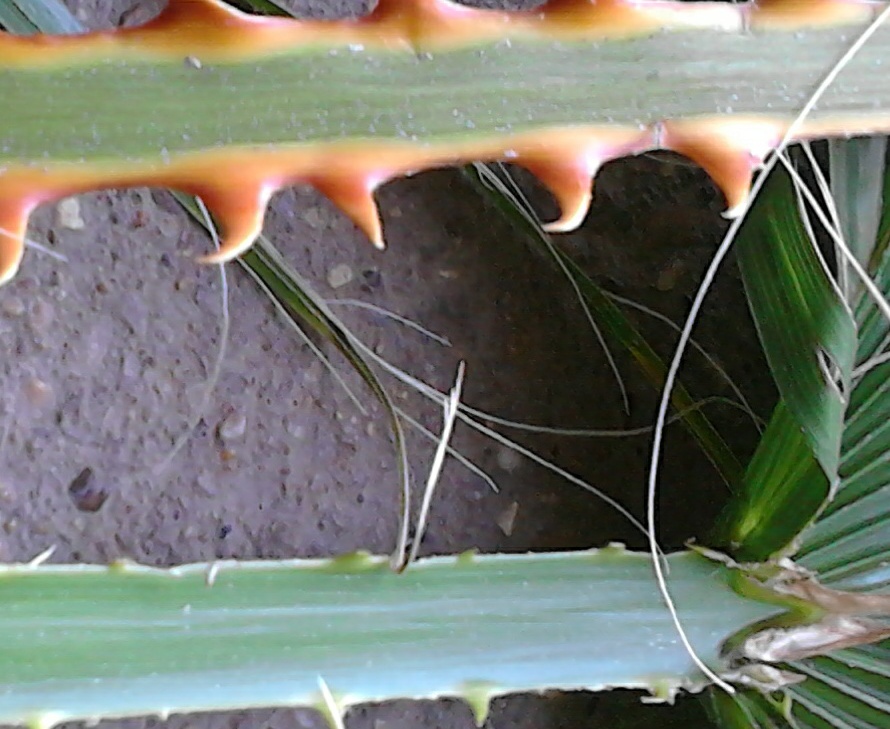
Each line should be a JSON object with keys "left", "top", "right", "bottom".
{"left": 715, "top": 137, "right": 890, "bottom": 729}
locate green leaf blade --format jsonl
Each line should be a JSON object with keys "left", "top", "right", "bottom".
{"left": 716, "top": 402, "right": 828, "bottom": 561}
{"left": 736, "top": 167, "right": 856, "bottom": 482}
{"left": 715, "top": 161, "right": 861, "bottom": 561}
{"left": 792, "top": 141, "right": 890, "bottom": 594}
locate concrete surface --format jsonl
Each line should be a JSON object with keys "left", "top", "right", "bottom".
{"left": 0, "top": 1, "right": 776, "bottom": 727}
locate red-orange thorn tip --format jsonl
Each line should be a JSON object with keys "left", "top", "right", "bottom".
{"left": 157, "top": 0, "right": 248, "bottom": 25}
{"left": 749, "top": 0, "right": 879, "bottom": 29}
{"left": 0, "top": 200, "right": 29, "bottom": 286}
{"left": 521, "top": 157, "right": 596, "bottom": 233}
{"left": 660, "top": 119, "right": 784, "bottom": 218}
{"left": 311, "top": 174, "right": 386, "bottom": 249}
{"left": 516, "top": 129, "right": 655, "bottom": 232}
{"left": 138, "top": 0, "right": 299, "bottom": 57}
{"left": 366, "top": 0, "right": 510, "bottom": 48}
{"left": 538, "top": 0, "right": 741, "bottom": 36}
{"left": 184, "top": 179, "right": 278, "bottom": 264}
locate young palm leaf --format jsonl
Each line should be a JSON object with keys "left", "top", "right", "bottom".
{"left": 714, "top": 163, "right": 852, "bottom": 560}
{"left": 714, "top": 139, "right": 890, "bottom": 728}
{"left": 796, "top": 140, "right": 890, "bottom": 591}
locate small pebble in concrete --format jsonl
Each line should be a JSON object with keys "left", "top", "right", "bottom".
{"left": 1, "top": 296, "right": 25, "bottom": 317}
{"left": 28, "top": 299, "right": 55, "bottom": 335}
{"left": 287, "top": 422, "right": 307, "bottom": 440}
{"left": 496, "top": 501, "right": 519, "bottom": 536}
{"left": 157, "top": 214, "right": 181, "bottom": 239}
{"left": 327, "top": 263, "right": 354, "bottom": 289}
{"left": 68, "top": 467, "right": 109, "bottom": 513}
{"left": 23, "top": 377, "right": 54, "bottom": 410}
{"left": 57, "top": 197, "right": 85, "bottom": 230}
{"left": 496, "top": 446, "right": 522, "bottom": 473}
{"left": 217, "top": 411, "right": 247, "bottom": 442}
{"left": 303, "top": 206, "right": 327, "bottom": 230}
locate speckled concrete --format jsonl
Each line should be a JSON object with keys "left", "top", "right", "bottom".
{"left": 0, "top": 2, "right": 775, "bottom": 728}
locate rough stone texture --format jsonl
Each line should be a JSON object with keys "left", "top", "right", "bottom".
{"left": 0, "top": 2, "right": 776, "bottom": 728}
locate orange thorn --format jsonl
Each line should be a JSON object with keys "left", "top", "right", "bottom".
{"left": 364, "top": 0, "right": 516, "bottom": 49}
{"left": 537, "top": 0, "right": 651, "bottom": 36}
{"left": 661, "top": 119, "right": 784, "bottom": 218}
{"left": 0, "top": 198, "right": 32, "bottom": 286}
{"left": 154, "top": 0, "right": 248, "bottom": 25}
{"left": 521, "top": 157, "right": 596, "bottom": 233}
{"left": 749, "top": 0, "right": 877, "bottom": 30}
{"left": 516, "top": 129, "right": 656, "bottom": 232}
{"left": 528, "top": 0, "right": 658, "bottom": 36}
{"left": 536, "top": 0, "right": 740, "bottom": 37}
{"left": 311, "top": 174, "right": 386, "bottom": 249}
{"left": 181, "top": 178, "right": 277, "bottom": 264}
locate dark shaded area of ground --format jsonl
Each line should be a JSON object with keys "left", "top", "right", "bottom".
{"left": 0, "top": 2, "right": 776, "bottom": 728}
